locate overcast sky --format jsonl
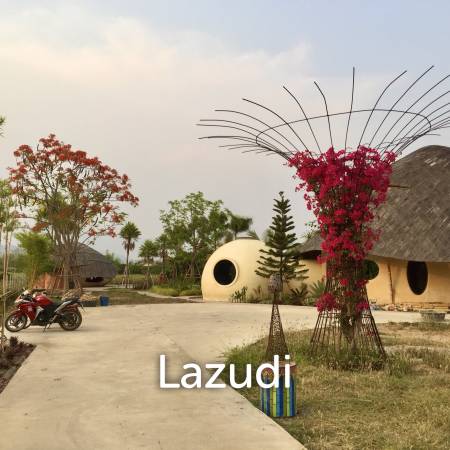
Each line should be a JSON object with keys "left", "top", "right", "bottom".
{"left": 1, "top": 0, "right": 449, "bottom": 260}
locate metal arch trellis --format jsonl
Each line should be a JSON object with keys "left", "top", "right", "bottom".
{"left": 198, "top": 67, "right": 450, "bottom": 362}
{"left": 198, "top": 67, "right": 450, "bottom": 161}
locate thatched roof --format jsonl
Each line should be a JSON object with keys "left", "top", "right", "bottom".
{"left": 298, "top": 145, "right": 450, "bottom": 263}
{"left": 75, "top": 244, "right": 117, "bottom": 279}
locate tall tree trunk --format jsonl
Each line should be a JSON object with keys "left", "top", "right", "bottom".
{"left": 1, "top": 230, "right": 11, "bottom": 351}
{"left": 62, "top": 254, "right": 71, "bottom": 291}
{"left": 145, "top": 260, "right": 151, "bottom": 289}
{"left": 125, "top": 244, "right": 130, "bottom": 289}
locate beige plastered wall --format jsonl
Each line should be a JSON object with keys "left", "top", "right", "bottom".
{"left": 302, "top": 256, "right": 450, "bottom": 305}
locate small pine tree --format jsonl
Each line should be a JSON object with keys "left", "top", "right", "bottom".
{"left": 255, "top": 191, "right": 308, "bottom": 284}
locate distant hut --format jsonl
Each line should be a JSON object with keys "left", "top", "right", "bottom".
{"left": 299, "top": 145, "right": 450, "bottom": 308}
{"left": 35, "top": 244, "right": 117, "bottom": 289}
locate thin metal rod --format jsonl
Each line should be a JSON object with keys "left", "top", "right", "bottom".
{"left": 283, "top": 85, "right": 321, "bottom": 154}
{"left": 241, "top": 98, "right": 306, "bottom": 152}
{"left": 314, "top": 81, "right": 334, "bottom": 149}
{"left": 345, "top": 67, "right": 355, "bottom": 150}
{"left": 215, "top": 109, "right": 302, "bottom": 152}
{"left": 368, "top": 66, "right": 434, "bottom": 147}
{"left": 358, "top": 70, "right": 407, "bottom": 148}
{"left": 376, "top": 74, "right": 450, "bottom": 151}
{"left": 198, "top": 118, "right": 292, "bottom": 153}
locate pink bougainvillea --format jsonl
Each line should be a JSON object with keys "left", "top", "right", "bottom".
{"left": 289, "top": 146, "right": 395, "bottom": 314}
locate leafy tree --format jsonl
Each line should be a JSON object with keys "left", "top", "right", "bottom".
{"left": 0, "top": 179, "right": 19, "bottom": 349}
{"left": 9, "top": 134, "right": 138, "bottom": 290}
{"left": 105, "top": 251, "right": 122, "bottom": 273}
{"left": 120, "top": 222, "right": 141, "bottom": 288}
{"left": 156, "top": 233, "right": 169, "bottom": 276}
{"left": 160, "top": 192, "right": 229, "bottom": 279}
{"left": 261, "top": 227, "right": 274, "bottom": 245}
{"left": 139, "top": 239, "right": 159, "bottom": 288}
{"left": 208, "top": 204, "right": 230, "bottom": 250}
{"left": 0, "top": 116, "right": 5, "bottom": 135}
{"left": 15, "top": 231, "right": 54, "bottom": 285}
{"left": 226, "top": 213, "right": 253, "bottom": 240}
{"left": 0, "top": 180, "right": 19, "bottom": 291}
{"left": 255, "top": 191, "right": 308, "bottom": 286}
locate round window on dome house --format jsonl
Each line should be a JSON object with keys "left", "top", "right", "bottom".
{"left": 213, "top": 259, "right": 237, "bottom": 285}
{"left": 407, "top": 261, "right": 428, "bottom": 295}
{"left": 363, "top": 260, "right": 379, "bottom": 280}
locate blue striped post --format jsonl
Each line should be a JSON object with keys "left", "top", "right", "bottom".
{"left": 259, "top": 362, "right": 297, "bottom": 417}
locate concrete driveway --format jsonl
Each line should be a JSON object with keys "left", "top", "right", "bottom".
{"left": 0, "top": 303, "right": 419, "bottom": 450}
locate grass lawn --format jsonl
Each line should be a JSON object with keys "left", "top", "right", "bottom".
{"left": 148, "top": 285, "right": 202, "bottom": 297}
{"left": 89, "top": 288, "right": 191, "bottom": 305}
{"left": 223, "top": 321, "right": 450, "bottom": 450}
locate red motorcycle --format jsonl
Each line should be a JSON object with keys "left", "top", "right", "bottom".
{"left": 5, "top": 289, "right": 83, "bottom": 332}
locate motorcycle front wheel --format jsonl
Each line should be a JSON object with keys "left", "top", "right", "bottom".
{"left": 5, "top": 313, "right": 28, "bottom": 332}
{"left": 58, "top": 310, "right": 82, "bottom": 331}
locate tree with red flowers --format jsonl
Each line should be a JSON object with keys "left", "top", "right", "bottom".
{"left": 9, "top": 134, "right": 139, "bottom": 290}
{"left": 289, "top": 146, "right": 394, "bottom": 355}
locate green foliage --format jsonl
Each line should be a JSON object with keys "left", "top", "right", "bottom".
{"left": 261, "top": 227, "right": 274, "bottom": 245}
{"left": 0, "top": 180, "right": 18, "bottom": 232}
{"left": 230, "top": 286, "right": 248, "bottom": 303}
{"left": 308, "top": 278, "right": 326, "bottom": 301}
{"left": 223, "top": 328, "right": 450, "bottom": 450}
{"left": 127, "top": 261, "right": 145, "bottom": 274}
{"left": 160, "top": 192, "right": 230, "bottom": 279}
{"left": 104, "top": 251, "right": 122, "bottom": 272}
{"left": 301, "top": 219, "right": 320, "bottom": 240}
{"left": 179, "top": 287, "right": 202, "bottom": 296}
{"left": 363, "top": 259, "right": 379, "bottom": 280}
{"left": 287, "top": 283, "right": 309, "bottom": 305}
{"left": 226, "top": 213, "right": 253, "bottom": 240}
{"left": 15, "top": 232, "right": 54, "bottom": 284}
{"left": 138, "top": 239, "right": 159, "bottom": 288}
{"left": 119, "top": 222, "right": 141, "bottom": 252}
{"left": 139, "top": 239, "right": 158, "bottom": 262}
{"left": 157, "top": 192, "right": 254, "bottom": 281}
{"left": 245, "top": 229, "right": 259, "bottom": 240}
{"left": 149, "top": 286, "right": 180, "bottom": 297}
{"left": 120, "top": 221, "right": 141, "bottom": 287}
{"left": 255, "top": 192, "right": 308, "bottom": 283}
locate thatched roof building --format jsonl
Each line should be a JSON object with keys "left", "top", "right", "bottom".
{"left": 299, "top": 145, "right": 450, "bottom": 263}
{"left": 34, "top": 244, "right": 117, "bottom": 289}
{"left": 75, "top": 244, "right": 117, "bottom": 285}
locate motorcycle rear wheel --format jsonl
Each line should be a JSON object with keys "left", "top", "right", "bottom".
{"left": 5, "top": 313, "right": 28, "bottom": 332}
{"left": 58, "top": 310, "right": 82, "bottom": 331}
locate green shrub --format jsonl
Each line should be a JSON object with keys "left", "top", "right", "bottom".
{"left": 230, "top": 286, "right": 247, "bottom": 303}
{"left": 288, "top": 283, "right": 309, "bottom": 305}
{"left": 179, "top": 287, "right": 202, "bottom": 296}
{"left": 149, "top": 286, "right": 179, "bottom": 297}
{"left": 307, "top": 278, "right": 326, "bottom": 304}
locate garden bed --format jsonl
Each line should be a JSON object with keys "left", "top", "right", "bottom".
{"left": 0, "top": 337, "right": 35, "bottom": 394}
{"left": 223, "top": 322, "right": 450, "bottom": 450}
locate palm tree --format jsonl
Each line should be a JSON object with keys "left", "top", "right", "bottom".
{"left": 227, "top": 213, "right": 253, "bottom": 240}
{"left": 119, "top": 222, "right": 141, "bottom": 288}
{"left": 139, "top": 239, "right": 158, "bottom": 289}
{"left": 246, "top": 229, "right": 260, "bottom": 240}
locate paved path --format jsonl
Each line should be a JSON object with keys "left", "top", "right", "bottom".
{"left": 0, "top": 303, "right": 420, "bottom": 450}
